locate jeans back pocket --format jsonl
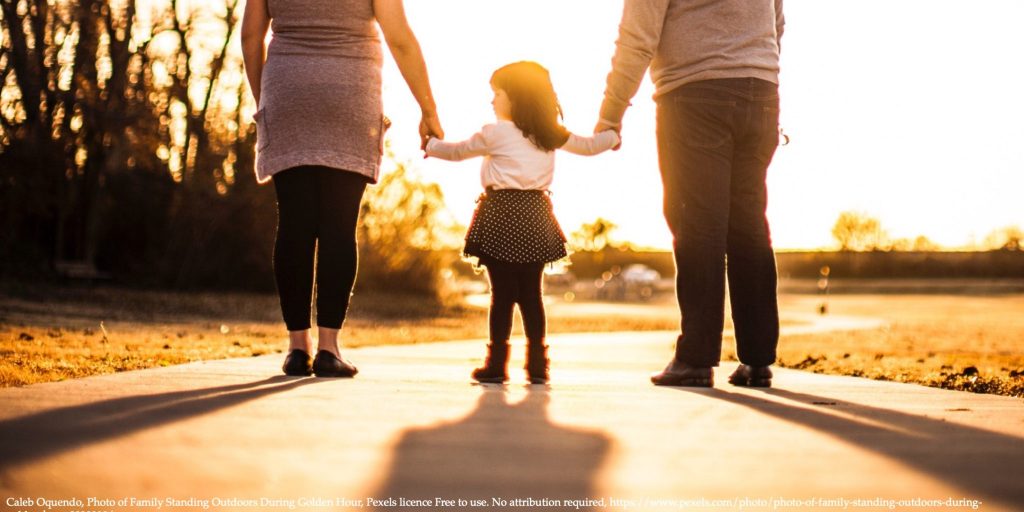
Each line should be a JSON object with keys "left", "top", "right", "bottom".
{"left": 673, "top": 96, "right": 736, "bottom": 149}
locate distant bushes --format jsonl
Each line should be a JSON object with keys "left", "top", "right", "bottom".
{"left": 565, "top": 248, "right": 1024, "bottom": 280}
{"left": 3, "top": 149, "right": 462, "bottom": 300}
{"left": 775, "top": 250, "right": 1024, "bottom": 279}
{"left": 356, "top": 158, "right": 462, "bottom": 299}
{"left": 568, "top": 248, "right": 675, "bottom": 280}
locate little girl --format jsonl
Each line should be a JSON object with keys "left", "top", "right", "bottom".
{"left": 426, "top": 61, "right": 619, "bottom": 384}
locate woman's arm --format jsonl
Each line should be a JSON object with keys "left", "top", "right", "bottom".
{"left": 424, "top": 130, "right": 489, "bottom": 162}
{"left": 240, "top": 0, "right": 271, "bottom": 105}
{"left": 561, "top": 130, "right": 621, "bottom": 156}
{"left": 374, "top": 0, "right": 443, "bottom": 148}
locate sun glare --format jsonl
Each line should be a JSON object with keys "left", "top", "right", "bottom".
{"left": 377, "top": 0, "right": 1023, "bottom": 251}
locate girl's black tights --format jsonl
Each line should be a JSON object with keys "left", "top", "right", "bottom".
{"left": 485, "top": 260, "right": 546, "bottom": 343}
{"left": 272, "top": 166, "right": 368, "bottom": 331}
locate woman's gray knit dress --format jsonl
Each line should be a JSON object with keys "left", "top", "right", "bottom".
{"left": 256, "top": 0, "right": 385, "bottom": 337}
{"left": 255, "top": 0, "right": 385, "bottom": 183}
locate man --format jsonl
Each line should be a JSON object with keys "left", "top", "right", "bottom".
{"left": 597, "top": 0, "right": 785, "bottom": 387}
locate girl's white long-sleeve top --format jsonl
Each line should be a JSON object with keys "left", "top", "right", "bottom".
{"left": 425, "top": 120, "right": 620, "bottom": 191}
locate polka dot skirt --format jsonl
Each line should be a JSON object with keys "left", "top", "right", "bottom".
{"left": 464, "top": 188, "right": 568, "bottom": 265}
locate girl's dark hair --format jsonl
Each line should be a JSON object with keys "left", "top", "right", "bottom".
{"left": 490, "top": 61, "right": 570, "bottom": 152}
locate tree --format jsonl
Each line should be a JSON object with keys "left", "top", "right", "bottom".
{"left": 911, "top": 235, "right": 941, "bottom": 251}
{"left": 0, "top": 0, "right": 244, "bottom": 276}
{"left": 356, "top": 150, "right": 462, "bottom": 297}
{"left": 831, "top": 211, "right": 889, "bottom": 251}
{"left": 1, "top": 0, "right": 162, "bottom": 270}
{"left": 2, "top": 0, "right": 259, "bottom": 283}
{"left": 1, "top": 1, "right": 459, "bottom": 298}
{"left": 983, "top": 226, "right": 1023, "bottom": 251}
{"left": 888, "top": 235, "right": 941, "bottom": 252}
{"left": 570, "top": 218, "right": 618, "bottom": 252}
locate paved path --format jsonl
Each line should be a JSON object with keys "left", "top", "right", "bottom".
{"left": 1, "top": 319, "right": 1022, "bottom": 512}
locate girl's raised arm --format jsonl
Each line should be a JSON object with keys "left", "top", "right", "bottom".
{"left": 374, "top": 0, "right": 443, "bottom": 148}
{"left": 241, "top": 0, "right": 271, "bottom": 105}
{"left": 424, "top": 130, "right": 490, "bottom": 162}
{"left": 561, "top": 130, "right": 621, "bottom": 156}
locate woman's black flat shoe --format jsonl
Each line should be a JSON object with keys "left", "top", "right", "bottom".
{"left": 282, "top": 349, "right": 313, "bottom": 376}
{"left": 312, "top": 350, "right": 359, "bottom": 378}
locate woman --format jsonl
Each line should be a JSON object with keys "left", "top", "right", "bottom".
{"left": 241, "top": 0, "right": 443, "bottom": 377}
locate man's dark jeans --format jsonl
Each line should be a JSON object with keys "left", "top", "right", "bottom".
{"left": 656, "top": 77, "right": 780, "bottom": 368}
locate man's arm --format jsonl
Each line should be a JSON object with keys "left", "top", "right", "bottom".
{"left": 597, "top": 0, "right": 672, "bottom": 129}
{"left": 775, "top": 0, "right": 785, "bottom": 52}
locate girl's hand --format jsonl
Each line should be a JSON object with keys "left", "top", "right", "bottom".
{"left": 594, "top": 120, "right": 622, "bottom": 151}
{"left": 421, "top": 134, "right": 433, "bottom": 159}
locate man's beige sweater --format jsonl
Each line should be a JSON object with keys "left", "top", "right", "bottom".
{"left": 600, "top": 0, "right": 785, "bottom": 125}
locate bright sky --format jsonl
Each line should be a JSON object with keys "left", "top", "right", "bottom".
{"left": 380, "top": 0, "right": 1024, "bottom": 250}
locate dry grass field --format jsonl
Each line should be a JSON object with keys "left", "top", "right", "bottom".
{"left": 766, "top": 294, "right": 1024, "bottom": 397}
{"left": 0, "top": 283, "right": 687, "bottom": 387}
{"left": 2, "top": 282, "right": 1022, "bottom": 396}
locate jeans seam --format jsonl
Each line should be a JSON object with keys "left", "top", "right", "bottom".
{"left": 673, "top": 96, "right": 737, "bottom": 107}
{"left": 675, "top": 83, "right": 779, "bottom": 102}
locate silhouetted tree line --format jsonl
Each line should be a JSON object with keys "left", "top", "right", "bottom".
{"left": 0, "top": 0, "right": 452, "bottom": 295}
{"left": 832, "top": 211, "right": 1022, "bottom": 252}
{"left": 775, "top": 251, "right": 1024, "bottom": 280}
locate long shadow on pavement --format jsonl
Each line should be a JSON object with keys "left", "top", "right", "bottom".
{"left": 370, "top": 386, "right": 612, "bottom": 511}
{"left": 673, "top": 386, "right": 1024, "bottom": 507}
{"left": 0, "top": 375, "right": 320, "bottom": 470}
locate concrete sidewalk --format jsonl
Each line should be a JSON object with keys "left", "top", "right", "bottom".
{"left": 1, "top": 329, "right": 1022, "bottom": 512}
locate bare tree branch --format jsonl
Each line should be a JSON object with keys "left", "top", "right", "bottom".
{"left": 0, "top": 102, "right": 14, "bottom": 137}
{"left": 42, "top": 1, "right": 71, "bottom": 128}
{"left": 0, "top": 44, "right": 11, "bottom": 85}
{"left": 197, "top": 0, "right": 239, "bottom": 140}
{"left": 1, "top": 0, "right": 43, "bottom": 129}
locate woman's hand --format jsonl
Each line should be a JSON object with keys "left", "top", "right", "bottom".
{"left": 420, "top": 112, "right": 444, "bottom": 150}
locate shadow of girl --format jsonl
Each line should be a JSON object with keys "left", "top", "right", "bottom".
{"left": 0, "top": 376, "right": 319, "bottom": 470}
{"left": 370, "top": 387, "right": 612, "bottom": 511}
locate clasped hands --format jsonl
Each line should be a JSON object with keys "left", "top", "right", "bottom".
{"left": 416, "top": 114, "right": 623, "bottom": 153}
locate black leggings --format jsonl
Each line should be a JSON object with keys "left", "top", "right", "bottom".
{"left": 485, "top": 259, "right": 546, "bottom": 343}
{"left": 272, "top": 166, "right": 368, "bottom": 331}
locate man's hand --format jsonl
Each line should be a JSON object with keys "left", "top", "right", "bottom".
{"left": 594, "top": 120, "right": 622, "bottom": 151}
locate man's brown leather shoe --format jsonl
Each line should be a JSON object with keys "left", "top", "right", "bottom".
{"left": 651, "top": 358, "right": 713, "bottom": 387}
{"left": 728, "top": 364, "right": 773, "bottom": 387}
